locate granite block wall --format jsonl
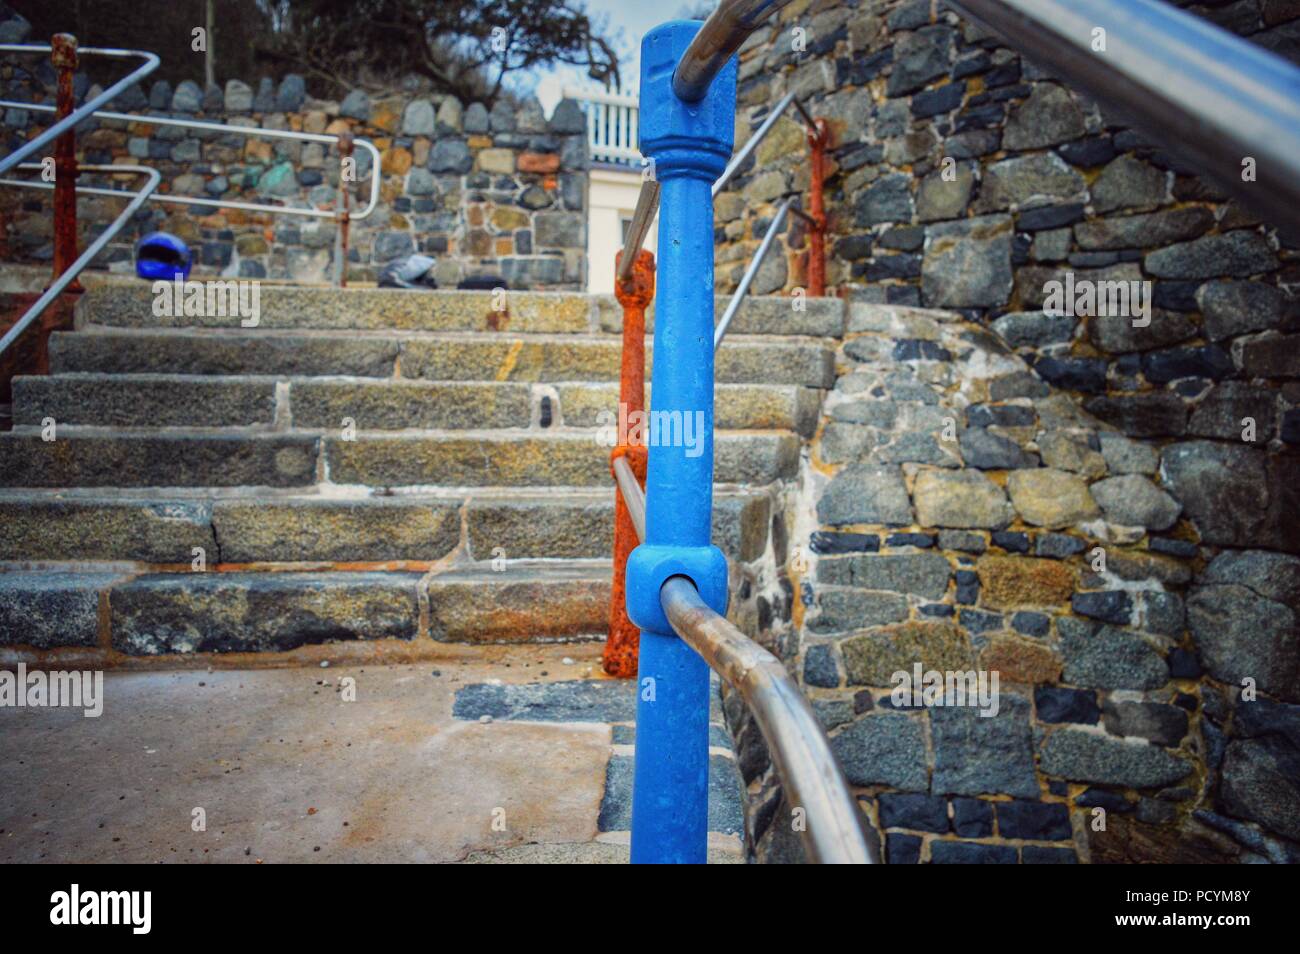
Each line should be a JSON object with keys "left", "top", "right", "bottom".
{"left": 0, "top": 58, "right": 589, "bottom": 288}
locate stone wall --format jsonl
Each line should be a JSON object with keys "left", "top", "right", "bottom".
{"left": 721, "top": 298, "right": 1299, "bottom": 863}
{"left": 709, "top": 0, "right": 1300, "bottom": 863}
{"left": 0, "top": 62, "right": 589, "bottom": 288}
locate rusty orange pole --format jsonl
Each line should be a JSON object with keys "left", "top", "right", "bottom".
{"left": 604, "top": 247, "right": 654, "bottom": 678}
{"left": 51, "top": 34, "right": 82, "bottom": 293}
{"left": 806, "top": 117, "right": 828, "bottom": 298}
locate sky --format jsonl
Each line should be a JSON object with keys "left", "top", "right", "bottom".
{"left": 533, "top": 0, "right": 711, "bottom": 113}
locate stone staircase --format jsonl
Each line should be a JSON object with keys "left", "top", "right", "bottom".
{"left": 0, "top": 283, "right": 841, "bottom": 660}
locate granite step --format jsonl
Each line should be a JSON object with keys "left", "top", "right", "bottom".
{"left": 0, "top": 429, "right": 798, "bottom": 489}
{"left": 0, "top": 488, "right": 771, "bottom": 565}
{"left": 77, "top": 282, "right": 845, "bottom": 338}
{"left": 0, "top": 562, "right": 613, "bottom": 654}
{"left": 13, "top": 373, "right": 822, "bottom": 434}
{"left": 49, "top": 329, "right": 836, "bottom": 387}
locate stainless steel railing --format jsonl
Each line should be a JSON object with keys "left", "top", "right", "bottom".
{"left": 0, "top": 164, "right": 160, "bottom": 357}
{"left": 616, "top": 86, "right": 819, "bottom": 349}
{"left": 0, "top": 101, "right": 383, "bottom": 224}
{"left": 613, "top": 451, "right": 877, "bottom": 865}
{"left": 946, "top": 0, "right": 1300, "bottom": 235}
{"left": 673, "top": 0, "right": 800, "bottom": 102}
{"left": 0, "top": 43, "right": 159, "bottom": 176}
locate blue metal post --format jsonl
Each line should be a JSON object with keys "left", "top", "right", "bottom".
{"left": 624, "top": 20, "right": 737, "bottom": 864}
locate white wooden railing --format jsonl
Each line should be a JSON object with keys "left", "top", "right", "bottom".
{"left": 562, "top": 85, "right": 641, "bottom": 165}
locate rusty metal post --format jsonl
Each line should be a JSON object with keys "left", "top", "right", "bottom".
{"left": 603, "top": 247, "right": 654, "bottom": 678}
{"left": 334, "top": 130, "right": 354, "bottom": 288}
{"left": 51, "top": 34, "right": 82, "bottom": 293}
{"left": 806, "top": 117, "right": 827, "bottom": 298}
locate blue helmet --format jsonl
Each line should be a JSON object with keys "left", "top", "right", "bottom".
{"left": 135, "top": 231, "right": 193, "bottom": 280}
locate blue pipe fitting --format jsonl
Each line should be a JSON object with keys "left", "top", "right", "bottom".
{"left": 625, "top": 543, "right": 728, "bottom": 635}
{"left": 628, "top": 18, "right": 737, "bottom": 865}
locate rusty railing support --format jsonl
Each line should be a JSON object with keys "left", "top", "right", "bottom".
{"left": 806, "top": 117, "right": 828, "bottom": 298}
{"left": 603, "top": 247, "right": 654, "bottom": 678}
{"left": 50, "top": 33, "right": 81, "bottom": 294}
{"left": 334, "top": 130, "right": 353, "bottom": 288}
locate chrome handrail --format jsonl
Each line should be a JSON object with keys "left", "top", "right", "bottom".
{"left": 713, "top": 89, "right": 807, "bottom": 198}
{"left": 1, "top": 101, "right": 382, "bottom": 222}
{"left": 714, "top": 196, "right": 791, "bottom": 350}
{"left": 616, "top": 179, "right": 661, "bottom": 281}
{"left": 0, "top": 44, "right": 159, "bottom": 176}
{"left": 947, "top": 0, "right": 1300, "bottom": 234}
{"left": 613, "top": 450, "right": 876, "bottom": 864}
{"left": 0, "top": 164, "right": 160, "bottom": 357}
{"left": 617, "top": 86, "right": 812, "bottom": 282}
{"left": 674, "top": 0, "right": 800, "bottom": 102}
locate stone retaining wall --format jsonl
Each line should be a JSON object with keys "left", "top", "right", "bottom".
{"left": 723, "top": 298, "right": 1299, "bottom": 863}
{"left": 0, "top": 54, "right": 588, "bottom": 288}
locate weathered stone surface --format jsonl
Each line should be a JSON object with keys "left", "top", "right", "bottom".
{"left": 453, "top": 678, "right": 635, "bottom": 723}
{"left": 830, "top": 713, "right": 929, "bottom": 790}
{"left": 979, "top": 153, "right": 1085, "bottom": 211}
{"left": 1040, "top": 728, "right": 1190, "bottom": 787}
{"left": 916, "top": 163, "right": 974, "bottom": 222}
{"left": 1201, "top": 550, "right": 1300, "bottom": 606}
{"left": 1220, "top": 737, "right": 1300, "bottom": 842}
{"left": 1240, "top": 333, "right": 1300, "bottom": 378}
{"left": 1003, "top": 83, "right": 1086, "bottom": 150}
{"left": 959, "top": 427, "right": 1039, "bottom": 469}
{"left": 990, "top": 311, "right": 1076, "bottom": 349}
{"left": 1102, "top": 700, "right": 1188, "bottom": 747}
{"left": 0, "top": 573, "right": 114, "bottom": 648}
{"left": 931, "top": 693, "right": 1039, "bottom": 797}
{"left": 1188, "top": 382, "right": 1277, "bottom": 442}
{"left": 110, "top": 572, "right": 420, "bottom": 653}
{"left": 922, "top": 215, "right": 1013, "bottom": 308}
{"left": 213, "top": 498, "right": 462, "bottom": 563}
{"left": 1086, "top": 393, "right": 1188, "bottom": 438}
{"left": 466, "top": 494, "right": 608, "bottom": 560}
{"left": 51, "top": 330, "right": 400, "bottom": 377}
{"left": 913, "top": 469, "right": 1013, "bottom": 529}
{"left": 818, "top": 464, "right": 913, "bottom": 526}
{"left": 1160, "top": 441, "right": 1268, "bottom": 547}
{"left": 290, "top": 380, "right": 530, "bottom": 430}
{"left": 841, "top": 621, "right": 973, "bottom": 686}
{"left": 1098, "top": 431, "right": 1159, "bottom": 475}
{"left": 979, "top": 634, "right": 1062, "bottom": 683}
{"left": 1036, "top": 431, "right": 1106, "bottom": 478}
{"left": 817, "top": 552, "right": 952, "bottom": 598}
{"left": 1091, "top": 155, "right": 1167, "bottom": 213}
{"left": 1074, "top": 207, "right": 1215, "bottom": 251}
{"left": 808, "top": 589, "right": 910, "bottom": 634}
{"left": 0, "top": 434, "right": 318, "bottom": 489}
{"left": 1006, "top": 468, "right": 1100, "bottom": 528}
{"left": 977, "top": 555, "right": 1076, "bottom": 608}
{"left": 1188, "top": 582, "right": 1298, "bottom": 700}
{"left": 1145, "top": 231, "right": 1280, "bottom": 280}
{"left": 1090, "top": 474, "right": 1181, "bottom": 530}
{"left": 1197, "top": 281, "right": 1288, "bottom": 340}
{"left": 0, "top": 499, "right": 211, "bottom": 562}
{"left": 1088, "top": 310, "right": 1196, "bottom": 354}
{"left": 425, "top": 568, "right": 608, "bottom": 642}
{"left": 1060, "top": 623, "right": 1169, "bottom": 690}
{"left": 887, "top": 25, "right": 954, "bottom": 95}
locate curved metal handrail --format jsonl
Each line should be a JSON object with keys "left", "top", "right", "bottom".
{"left": 0, "top": 164, "right": 161, "bottom": 358}
{"left": 1, "top": 101, "right": 383, "bottom": 223}
{"left": 673, "top": 0, "right": 800, "bottom": 102}
{"left": 612, "top": 453, "right": 876, "bottom": 864}
{"left": 0, "top": 44, "right": 159, "bottom": 176}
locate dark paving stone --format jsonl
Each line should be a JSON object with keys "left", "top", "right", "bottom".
{"left": 453, "top": 679, "right": 637, "bottom": 723}
{"left": 597, "top": 754, "right": 743, "bottom": 835}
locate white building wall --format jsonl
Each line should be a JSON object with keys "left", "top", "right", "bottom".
{"left": 587, "top": 166, "right": 658, "bottom": 295}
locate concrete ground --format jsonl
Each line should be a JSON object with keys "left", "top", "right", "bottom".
{"left": 0, "top": 644, "right": 744, "bottom": 864}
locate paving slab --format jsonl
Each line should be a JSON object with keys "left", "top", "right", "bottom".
{"left": 0, "top": 651, "right": 743, "bottom": 864}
